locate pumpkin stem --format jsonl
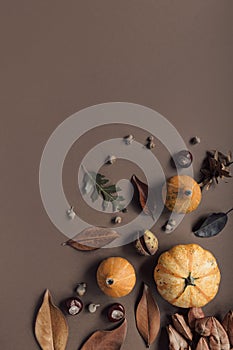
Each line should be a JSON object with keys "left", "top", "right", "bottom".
{"left": 184, "top": 273, "right": 196, "bottom": 288}
{"left": 106, "top": 278, "right": 114, "bottom": 287}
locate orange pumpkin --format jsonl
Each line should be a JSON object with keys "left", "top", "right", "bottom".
{"left": 97, "top": 257, "right": 136, "bottom": 297}
{"left": 154, "top": 244, "right": 221, "bottom": 308}
{"left": 165, "top": 175, "right": 201, "bottom": 213}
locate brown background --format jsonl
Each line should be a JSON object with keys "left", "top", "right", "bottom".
{"left": 1, "top": 1, "right": 233, "bottom": 349}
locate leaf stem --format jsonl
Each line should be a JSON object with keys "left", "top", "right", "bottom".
{"left": 226, "top": 207, "right": 233, "bottom": 215}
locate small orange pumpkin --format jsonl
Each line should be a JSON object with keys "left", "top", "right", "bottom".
{"left": 97, "top": 257, "right": 136, "bottom": 297}
{"left": 154, "top": 244, "right": 221, "bottom": 308}
{"left": 165, "top": 175, "right": 201, "bottom": 213}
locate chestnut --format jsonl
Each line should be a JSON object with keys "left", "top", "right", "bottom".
{"left": 65, "top": 297, "right": 83, "bottom": 315}
{"left": 173, "top": 150, "right": 193, "bottom": 168}
{"left": 107, "top": 303, "right": 125, "bottom": 322}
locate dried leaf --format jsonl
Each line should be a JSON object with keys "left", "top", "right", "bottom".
{"left": 195, "top": 317, "right": 215, "bottom": 336}
{"left": 131, "top": 175, "right": 155, "bottom": 217}
{"left": 199, "top": 150, "right": 232, "bottom": 189}
{"left": 63, "top": 227, "right": 120, "bottom": 251}
{"left": 172, "top": 313, "right": 193, "bottom": 341}
{"left": 196, "top": 337, "right": 210, "bottom": 350}
{"left": 167, "top": 325, "right": 190, "bottom": 350}
{"left": 35, "top": 290, "right": 68, "bottom": 350}
{"left": 209, "top": 317, "right": 230, "bottom": 350}
{"left": 80, "top": 319, "right": 127, "bottom": 350}
{"left": 136, "top": 283, "right": 160, "bottom": 347}
{"left": 188, "top": 307, "right": 205, "bottom": 329}
{"left": 222, "top": 310, "right": 233, "bottom": 347}
{"left": 193, "top": 208, "right": 233, "bottom": 238}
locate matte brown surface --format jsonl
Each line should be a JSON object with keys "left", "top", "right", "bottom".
{"left": 1, "top": 1, "right": 233, "bottom": 349}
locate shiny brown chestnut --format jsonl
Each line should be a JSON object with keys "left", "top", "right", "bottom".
{"left": 173, "top": 150, "right": 193, "bottom": 168}
{"left": 66, "top": 297, "right": 83, "bottom": 315}
{"left": 107, "top": 303, "right": 125, "bottom": 322}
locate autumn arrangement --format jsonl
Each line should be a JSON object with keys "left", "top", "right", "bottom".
{"left": 35, "top": 133, "right": 232, "bottom": 350}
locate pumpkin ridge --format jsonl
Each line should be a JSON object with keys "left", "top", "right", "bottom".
{"left": 193, "top": 285, "right": 211, "bottom": 302}
{"left": 155, "top": 264, "right": 184, "bottom": 279}
{"left": 195, "top": 266, "right": 220, "bottom": 279}
{"left": 169, "top": 253, "right": 190, "bottom": 276}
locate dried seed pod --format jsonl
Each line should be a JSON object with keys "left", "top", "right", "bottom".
{"left": 135, "top": 230, "right": 158, "bottom": 256}
{"left": 195, "top": 317, "right": 214, "bottom": 336}
{"left": 172, "top": 313, "right": 193, "bottom": 341}
{"left": 188, "top": 307, "right": 205, "bottom": 329}
{"left": 209, "top": 317, "right": 230, "bottom": 350}
{"left": 67, "top": 206, "right": 76, "bottom": 220}
{"left": 222, "top": 310, "right": 233, "bottom": 347}
{"left": 167, "top": 324, "right": 190, "bottom": 350}
{"left": 196, "top": 337, "right": 210, "bottom": 350}
{"left": 76, "top": 283, "right": 87, "bottom": 297}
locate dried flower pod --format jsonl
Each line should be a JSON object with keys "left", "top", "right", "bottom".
{"left": 76, "top": 283, "right": 87, "bottom": 297}
{"left": 88, "top": 303, "right": 100, "bottom": 313}
{"left": 114, "top": 216, "right": 122, "bottom": 224}
{"left": 106, "top": 155, "right": 117, "bottom": 164}
{"left": 107, "top": 303, "right": 125, "bottom": 322}
{"left": 196, "top": 337, "right": 210, "bottom": 350}
{"left": 67, "top": 206, "right": 76, "bottom": 220}
{"left": 195, "top": 317, "right": 214, "bottom": 336}
{"left": 135, "top": 230, "right": 158, "bottom": 256}
{"left": 222, "top": 310, "right": 233, "bottom": 347}
{"left": 167, "top": 324, "right": 190, "bottom": 350}
{"left": 124, "top": 134, "right": 135, "bottom": 145}
{"left": 188, "top": 307, "right": 205, "bottom": 329}
{"left": 209, "top": 317, "right": 230, "bottom": 350}
{"left": 190, "top": 136, "right": 201, "bottom": 145}
{"left": 171, "top": 313, "right": 193, "bottom": 341}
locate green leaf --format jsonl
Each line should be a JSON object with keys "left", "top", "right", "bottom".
{"left": 82, "top": 165, "right": 125, "bottom": 210}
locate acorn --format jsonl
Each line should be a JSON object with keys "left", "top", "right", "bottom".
{"left": 135, "top": 230, "right": 159, "bottom": 256}
{"left": 107, "top": 303, "right": 125, "bottom": 322}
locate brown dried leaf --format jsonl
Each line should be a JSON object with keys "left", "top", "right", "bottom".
{"left": 195, "top": 317, "right": 214, "bottom": 337}
{"left": 209, "top": 317, "right": 230, "bottom": 350}
{"left": 188, "top": 307, "right": 205, "bottom": 329}
{"left": 222, "top": 310, "right": 233, "bottom": 347}
{"left": 131, "top": 175, "right": 154, "bottom": 216}
{"left": 35, "top": 290, "right": 68, "bottom": 350}
{"left": 167, "top": 325, "right": 190, "bottom": 350}
{"left": 196, "top": 337, "right": 210, "bottom": 350}
{"left": 136, "top": 283, "right": 160, "bottom": 347}
{"left": 172, "top": 313, "right": 193, "bottom": 341}
{"left": 63, "top": 227, "right": 120, "bottom": 251}
{"left": 80, "top": 319, "right": 127, "bottom": 350}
